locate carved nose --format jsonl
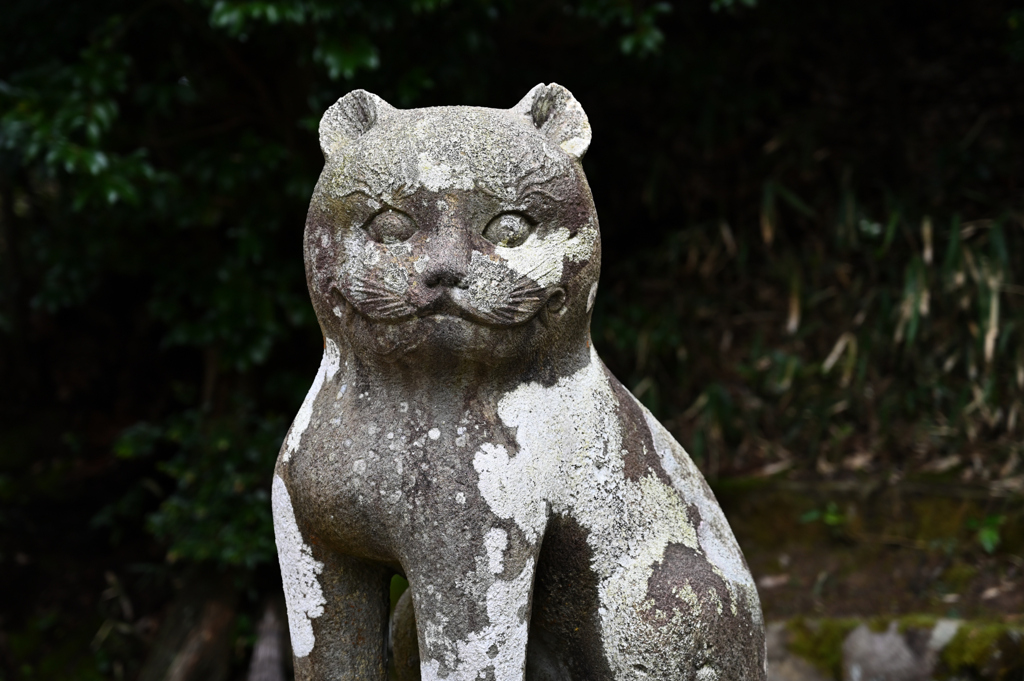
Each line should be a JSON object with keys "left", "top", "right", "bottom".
{"left": 422, "top": 230, "right": 470, "bottom": 289}
{"left": 425, "top": 268, "right": 465, "bottom": 289}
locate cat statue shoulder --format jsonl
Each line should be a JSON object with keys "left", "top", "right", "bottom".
{"left": 272, "top": 84, "right": 766, "bottom": 681}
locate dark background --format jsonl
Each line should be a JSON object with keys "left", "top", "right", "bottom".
{"left": 2, "top": 0, "right": 1024, "bottom": 678}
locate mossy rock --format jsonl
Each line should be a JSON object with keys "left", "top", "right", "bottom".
{"left": 782, "top": 617, "right": 1024, "bottom": 681}
{"left": 937, "top": 622, "right": 1024, "bottom": 680}
{"left": 786, "top": 617, "right": 860, "bottom": 679}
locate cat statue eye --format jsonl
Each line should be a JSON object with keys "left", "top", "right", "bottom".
{"left": 366, "top": 209, "right": 417, "bottom": 244}
{"left": 482, "top": 212, "right": 532, "bottom": 247}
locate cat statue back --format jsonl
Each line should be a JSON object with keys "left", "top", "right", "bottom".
{"left": 273, "top": 83, "right": 766, "bottom": 681}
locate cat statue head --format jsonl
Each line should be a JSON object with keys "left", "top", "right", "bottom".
{"left": 303, "top": 84, "right": 600, "bottom": 372}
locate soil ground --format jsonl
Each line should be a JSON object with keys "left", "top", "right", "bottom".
{"left": 717, "top": 476, "right": 1024, "bottom": 623}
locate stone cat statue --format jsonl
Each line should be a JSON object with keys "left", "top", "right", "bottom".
{"left": 272, "top": 83, "right": 766, "bottom": 681}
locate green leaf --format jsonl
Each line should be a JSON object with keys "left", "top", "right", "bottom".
{"left": 977, "top": 515, "right": 1005, "bottom": 554}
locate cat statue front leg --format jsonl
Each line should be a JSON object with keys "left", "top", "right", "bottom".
{"left": 403, "top": 523, "right": 544, "bottom": 681}
{"left": 272, "top": 471, "right": 392, "bottom": 680}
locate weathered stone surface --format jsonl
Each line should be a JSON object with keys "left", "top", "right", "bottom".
{"left": 272, "top": 83, "right": 766, "bottom": 680}
{"left": 842, "top": 623, "right": 930, "bottom": 681}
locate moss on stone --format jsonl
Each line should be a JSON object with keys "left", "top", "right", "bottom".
{"left": 786, "top": 617, "right": 860, "bottom": 679}
{"left": 894, "top": 614, "right": 938, "bottom": 633}
{"left": 784, "top": 617, "right": 1024, "bottom": 680}
{"left": 938, "top": 621, "right": 1024, "bottom": 680}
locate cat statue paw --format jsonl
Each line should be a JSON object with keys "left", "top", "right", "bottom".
{"left": 272, "top": 83, "right": 766, "bottom": 681}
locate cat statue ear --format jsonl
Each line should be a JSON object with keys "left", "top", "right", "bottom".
{"left": 513, "top": 83, "right": 592, "bottom": 160}
{"left": 319, "top": 90, "right": 394, "bottom": 160}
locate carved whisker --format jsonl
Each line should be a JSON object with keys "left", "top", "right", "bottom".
{"left": 356, "top": 294, "right": 403, "bottom": 305}
{"left": 509, "top": 281, "right": 548, "bottom": 304}
{"left": 505, "top": 296, "right": 545, "bottom": 315}
{"left": 349, "top": 280, "right": 396, "bottom": 295}
{"left": 511, "top": 278, "right": 546, "bottom": 292}
{"left": 375, "top": 302, "right": 414, "bottom": 314}
{"left": 515, "top": 263, "right": 559, "bottom": 282}
{"left": 349, "top": 288, "right": 397, "bottom": 301}
{"left": 495, "top": 308, "right": 527, "bottom": 323}
{"left": 480, "top": 308, "right": 517, "bottom": 325}
{"left": 509, "top": 283, "right": 546, "bottom": 298}
{"left": 505, "top": 298, "right": 543, "bottom": 313}
{"left": 357, "top": 300, "right": 403, "bottom": 314}
{"left": 363, "top": 299, "right": 415, "bottom": 317}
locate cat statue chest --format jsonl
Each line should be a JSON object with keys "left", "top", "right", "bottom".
{"left": 273, "top": 84, "right": 767, "bottom": 681}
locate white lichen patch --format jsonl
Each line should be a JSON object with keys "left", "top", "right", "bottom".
{"left": 696, "top": 666, "right": 720, "bottom": 681}
{"left": 553, "top": 94, "right": 592, "bottom": 159}
{"left": 587, "top": 281, "right": 599, "bottom": 313}
{"left": 420, "top": 559, "right": 534, "bottom": 681}
{"left": 282, "top": 339, "right": 339, "bottom": 462}
{"left": 462, "top": 250, "right": 520, "bottom": 313}
{"left": 272, "top": 475, "right": 326, "bottom": 658}
{"left": 415, "top": 151, "right": 475, "bottom": 192}
{"left": 495, "top": 221, "right": 597, "bottom": 288}
{"left": 641, "top": 406, "right": 762, "bottom": 622}
{"left": 474, "top": 346, "right": 749, "bottom": 678}
{"left": 473, "top": 442, "right": 550, "bottom": 543}
{"left": 413, "top": 253, "right": 430, "bottom": 274}
{"left": 484, "top": 527, "right": 508, "bottom": 574}
{"left": 561, "top": 136, "right": 590, "bottom": 158}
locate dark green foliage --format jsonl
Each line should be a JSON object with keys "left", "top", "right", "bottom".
{"left": 110, "top": 408, "right": 284, "bottom": 567}
{"left": 970, "top": 514, "right": 1006, "bottom": 554}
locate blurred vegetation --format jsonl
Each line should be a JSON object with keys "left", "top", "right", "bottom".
{"left": 1, "top": 0, "right": 1023, "bottom": 677}
{"left": 781, "top": 616, "right": 1024, "bottom": 680}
